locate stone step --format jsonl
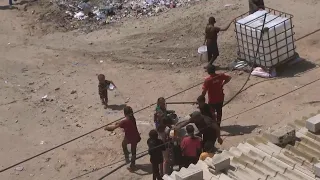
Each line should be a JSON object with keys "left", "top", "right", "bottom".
{"left": 246, "top": 138, "right": 277, "bottom": 156}
{"left": 285, "top": 144, "right": 318, "bottom": 164}
{"left": 295, "top": 141, "right": 320, "bottom": 158}
{"left": 305, "top": 131, "right": 320, "bottom": 143}
{"left": 197, "top": 161, "right": 219, "bottom": 180}
{"left": 163, "top": 174, "right": 175, "bottom": 180}
{"left": 226, "top": 169, "right": 247, "bottom": 180}
{"left": 239, "top": 142, "right": 272, "bottom": 158}
{"left": 232, "top": 156, "right": 268, "bottom": 180}
{"left": 218, "top": 173, "right": 233, "bottom": 180}
{"left": 281, "top": 148, "right": 314, "bottom": 172}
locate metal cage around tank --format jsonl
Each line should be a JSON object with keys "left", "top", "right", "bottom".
{"left": 234, "top": 7, "right": 296, "bottom": 68}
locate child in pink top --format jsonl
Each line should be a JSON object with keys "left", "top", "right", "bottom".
{"left": 180, "top": 125, "right": 202, "bottom": 168}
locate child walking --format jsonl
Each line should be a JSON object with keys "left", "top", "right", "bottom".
{"left": 104, "top": 106, "right": 141, "bottom": 172}
{"left": 147, "top": 129, "right": 166, "bottom": 180}
{"left": 98, "top": 74, "right": 116, "bottom": 109}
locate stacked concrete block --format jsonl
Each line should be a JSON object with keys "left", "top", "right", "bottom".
{"left": 314, "top": 163, "right": 320, "bottom": 177}
{"left": 306, "top": 114, "right": 320, "bottom": 133}
{"left": 264, "top": 125, "right": 296, "bottom": 146}
{"left": 211, "top": 155, "right": 231, "bottom": 172}
{"left": 175, "top": 166, "right": 203, "bottom": 180}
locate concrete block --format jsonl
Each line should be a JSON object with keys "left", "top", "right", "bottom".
{"left": 306, "top": 114, "right": 320, "bottom": 133}
{"left": 175, "top": 166, "right": 203, "bottom": 180}
{"left": 264, "top": 126, "right": 296, "bottom": 146}
{"left": 314, "top": 163, "right": 320, "bottom": 177}
{"left": 211, "top": 155, "right": 231, "bottom": 172}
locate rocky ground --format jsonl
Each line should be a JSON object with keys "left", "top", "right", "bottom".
{"left": 0, "top": 0, "right": 320, "bottom": 179}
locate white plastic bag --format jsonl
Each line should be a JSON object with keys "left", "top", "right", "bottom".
{"left": 251, "top": 67, "right": 276, "bottom": 78}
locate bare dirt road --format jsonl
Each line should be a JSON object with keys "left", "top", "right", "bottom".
{"left": 0, "top": 0, "right": 320, "bottom": 179}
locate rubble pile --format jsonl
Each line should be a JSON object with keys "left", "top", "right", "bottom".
{"left": 54, "top": 0, "right": 201, "bottom": 24}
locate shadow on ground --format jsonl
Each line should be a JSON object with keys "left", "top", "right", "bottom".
{"left": 107, "top": 104, "right": 126, "bottom": 111}
{"left": 133, "top": 164, "right": 153, "bottom": 176}
{"left": 0, "top": 5, "right": 18, "bottom": 10}
{"left": 276, "top": 57, "right": 318, "bottom": 77}
{"left": 220, "top": 124, "right": 259, "bottom": 136}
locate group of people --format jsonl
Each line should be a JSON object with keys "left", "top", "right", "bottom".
{"left": 102, "top": 64, "right": 231, "bottom": 179}
{"left": 100, "top": 1, "right": 266, "bottom": 179}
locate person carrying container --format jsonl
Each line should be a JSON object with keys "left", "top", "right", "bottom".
{"left": 204, "top": 17, "right": 234, "bottom": 68}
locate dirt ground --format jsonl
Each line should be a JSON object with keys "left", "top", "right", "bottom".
{"left": 0, "top": 0, "right": 320, "bottom": 179}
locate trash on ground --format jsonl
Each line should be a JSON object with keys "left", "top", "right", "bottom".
{"left": 228, "top": 60, "right": 250, "bottom": 72}
{"left": 251, "top": 67, "right": 276, "bottom": 78}
{"left": 15, "top": 166, "right": 24, "bottom": 171}
{"left": 74, "top": 11, "right": 87, "bottom": 20}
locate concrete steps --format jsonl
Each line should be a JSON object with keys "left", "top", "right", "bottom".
{"left": 163, "top": 113, "right": 320, "bottom": 180}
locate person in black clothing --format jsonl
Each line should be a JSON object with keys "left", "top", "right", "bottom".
{"left": 147, "top": 129, "right": 166, "bottom": 180}
{"left": 249, "top": 0, "right": 265, "bottom": 14}
{"left": 204, "top": 17, "right": 234, "bottom": 68}
{"left": 197, "top": 95, "right": 215, "bottom": 120}
{"left": 174, "top": 111, "right": 222, "bottom": 148}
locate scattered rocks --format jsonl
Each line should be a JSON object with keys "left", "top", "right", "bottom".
{"left": 55, "top": 87, "right": 60, "bottom": 91}
{"left": 76, "top": 124, "right": 82, "bottom": 128}
{"left": 70, "top": 90, "right": 77, "bottom": 94}
{"left": 257, "top": 93, "right": 266, "bottom": 97}
{"left": 42, "top": 109, "right": 47, "bottom": 113}
{"left": 15, "top": 120, "right": 19, "bottom": 123}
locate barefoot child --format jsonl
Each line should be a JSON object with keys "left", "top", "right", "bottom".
{"left": 104, "top": 106, "right": 141, "bottom": 172}
{"left": 147, "top": 129, "right": 166, "bottom": 180}
{"left": 98, "top": 74, "right": 116, "bottom": 109}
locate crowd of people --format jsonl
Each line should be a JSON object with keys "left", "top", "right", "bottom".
{"left": 102, "top": 64, "right": 231, "bottom": 179}
{"left": 101, "top": 1, "right": 265, "bottom": 179}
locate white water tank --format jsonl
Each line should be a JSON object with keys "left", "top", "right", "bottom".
{"left": 235, "top": 8, "right": 296, "bottom": 67}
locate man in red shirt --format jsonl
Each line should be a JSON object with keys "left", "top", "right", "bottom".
{"left": 202, "top": 65, "right": 231, "bottom": 127}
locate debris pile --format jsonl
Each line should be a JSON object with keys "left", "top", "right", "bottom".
{"left": 54, "top": 0, "right": 201, "bottom": 24}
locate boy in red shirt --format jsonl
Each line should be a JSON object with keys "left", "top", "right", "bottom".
{"left": 202, "top": 65, "right": 231, "bottom": 127}
{"left": 105, "top": 106, "right": 141, "bottom": 171}
{"left": 180, "top": 125, "right": 202, "bottom": 168}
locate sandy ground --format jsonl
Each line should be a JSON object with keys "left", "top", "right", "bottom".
{"left": 0, "top": 0, "right": 320, "bottom": 179}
